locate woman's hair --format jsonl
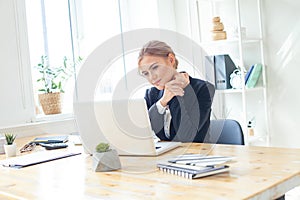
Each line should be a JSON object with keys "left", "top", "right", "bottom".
{"left": 138, "top": 40, "right": 179, "bottom": 69}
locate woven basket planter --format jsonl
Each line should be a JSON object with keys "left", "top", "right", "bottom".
{"left": 38, "top": 92, "right": 62, "bottom": 115}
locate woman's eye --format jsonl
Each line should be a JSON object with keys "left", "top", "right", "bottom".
{"left": 152, "top": 65, "right": 158, "bottom": 70}
{"left": 142, "top": 72, "right": 149, "bottom": 77}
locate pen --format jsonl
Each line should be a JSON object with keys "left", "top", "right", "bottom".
{"left": 169, "top": 157, "right": 234, "bottom": 163}
{"left": 170, "top": 160, "right": 231, "bottom": 167}
{"left": 182, "top": 162, "right": 226, "bottom": 168}
{"left": 171, "top": 154, "right": 233, "bottom": 159}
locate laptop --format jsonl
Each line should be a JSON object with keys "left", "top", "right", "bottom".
{"left": 73, "top": 99, "right": 181, "bottom": 156}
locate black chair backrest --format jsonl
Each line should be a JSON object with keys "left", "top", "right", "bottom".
{"left": 206, "top": 119, "right": 245, "bottom": 145}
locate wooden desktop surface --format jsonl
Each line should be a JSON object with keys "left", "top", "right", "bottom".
{"left": 0, "top": 135, "right": 300, "bottom": 200}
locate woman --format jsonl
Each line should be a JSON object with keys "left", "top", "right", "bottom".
{"left": 138, "top": 40, "right": 215, "bottom": 142}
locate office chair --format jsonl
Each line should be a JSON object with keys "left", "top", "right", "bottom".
{"left": 205, "top": 120, "right": 285, "bottom": 199}
{"left": 205, "top": 119, "right": 245, "bottom": 145}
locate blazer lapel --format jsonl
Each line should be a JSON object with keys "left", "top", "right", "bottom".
{"left": 158, "top": 90, "right": 164, "bottom": 101}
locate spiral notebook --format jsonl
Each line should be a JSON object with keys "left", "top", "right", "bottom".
{"left": 157, "top": 163, "right": 229, "bottom": 179}
{"left": 157, "top": 154, "right": 232, "bottom": 179}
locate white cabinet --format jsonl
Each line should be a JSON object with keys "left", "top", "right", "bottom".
{"left": 189, "top": 0, "right": 269, "bottom": 145}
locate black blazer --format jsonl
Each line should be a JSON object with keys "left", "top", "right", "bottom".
{"left": 145, "top": 76, "right": 215, "bottom": 143}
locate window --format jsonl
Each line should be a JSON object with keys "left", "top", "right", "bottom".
{"left": 26, "top": 0, "right": 79, "bottom": 116}
{"left": 25, "top": 0, "right": 202, "bottom": 119}
{"left": 26, "top": 0, "right": 122, "bottom": 116}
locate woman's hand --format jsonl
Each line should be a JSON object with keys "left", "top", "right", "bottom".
{"left": 159, "top": 72, "right": 190, "bottom": 107}
{"left": 174, "top": 72, "right": 190, "bottom": 89}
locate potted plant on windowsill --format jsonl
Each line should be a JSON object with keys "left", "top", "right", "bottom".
{"left": 35, "top": 55, "right": 82, "bottom": 115}
{"left": 4, "top": 133, "right": 17, "bottom": 157}
{"left": 92, "top": 143, "right": 121, "bottom": 172}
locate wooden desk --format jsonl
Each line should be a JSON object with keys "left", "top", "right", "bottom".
{"left": 0, "top": 136, "right": 300, "bottom": 199}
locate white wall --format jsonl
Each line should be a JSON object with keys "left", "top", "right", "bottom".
{"left": 263, "top": 0, "right": 300, "bottom": 148}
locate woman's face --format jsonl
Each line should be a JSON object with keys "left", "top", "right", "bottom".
{"left": 139, "top": 54, "right": 176, "bottom": 90}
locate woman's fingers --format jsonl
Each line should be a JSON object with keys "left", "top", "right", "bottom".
{"left": 165, "top": 82, "right": 184, "bottom": 96}
{"left": 173, "top": 73, "right": 190, "bottom": 88}
{"left": 164, "top": 72, "right": 189, "bottom": 97}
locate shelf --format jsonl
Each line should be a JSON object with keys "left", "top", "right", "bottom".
{"left": 247, "top": 135, "right": 268, "bottom": 146}
{"left": 242, "top": 38, "right": 262, "bottom": 44}
{"left": 200, "top": 38, "right": 262, "bottom": 47}
{"left": 200, "top": 39, "right": 239, "bottom": 46}
{"left": 215, "top": 86, "right": 265, "bottom": 94}
{"left": 215, "top": 88, "right": 242, "bottom": 94}
{"left": 245, "top": 86, "right": 265, "bottom": 92}
{"left": 195, "top": 0, "right": 269, "bottom": 146}
{"left": 198, "top": 0, "right": 235, "bottom": 3}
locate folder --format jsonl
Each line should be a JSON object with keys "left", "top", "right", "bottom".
{"left": 32, "top": 135, "right": 68, "bottom": 144}
{"left": 0, "top": 151, "right": 81, "bottom": 168}
{"left": 205, "top": 54, "right": 237, "bottom": 90}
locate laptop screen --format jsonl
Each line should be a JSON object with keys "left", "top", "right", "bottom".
{"left": 74, "top": 99, "right": 157, "bottom": 155}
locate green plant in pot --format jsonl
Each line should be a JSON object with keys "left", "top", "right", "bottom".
{"left": 96, "top": 143, "right": 110, "bottom": 153}
{"left": 92, "top": 142, "right": 121, "bottom": 172}
{"left": 4, "top": 133, "right": 17, "bottom": 157}
{"left": 36, "top": 55, "right": 82, "bottom": 115}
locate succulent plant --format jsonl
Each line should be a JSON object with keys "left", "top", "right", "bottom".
{"left": 95, "top": 143, "right": 110, "bottom": 153}
{"left": 4, "top": 133, "right": 16, "bottom": 145}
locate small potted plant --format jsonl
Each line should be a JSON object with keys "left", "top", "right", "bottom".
{"left": 92, "top": 143, "right": 121, "bottom": 172}
{"left": 4, "top": 133, "right": 17, "bottom": 157}
{"left": 35, "top": 55, "right": 82, "bottom": 115}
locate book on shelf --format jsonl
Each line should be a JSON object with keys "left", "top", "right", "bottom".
{"left": 157, "top": 154, "right": 233, "bottom": 179}
{"left": 245, "top": 63, "right": 263, "bottom": 88}
{"left": 245, "top": 65, "right": 254, "bottom": 84}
